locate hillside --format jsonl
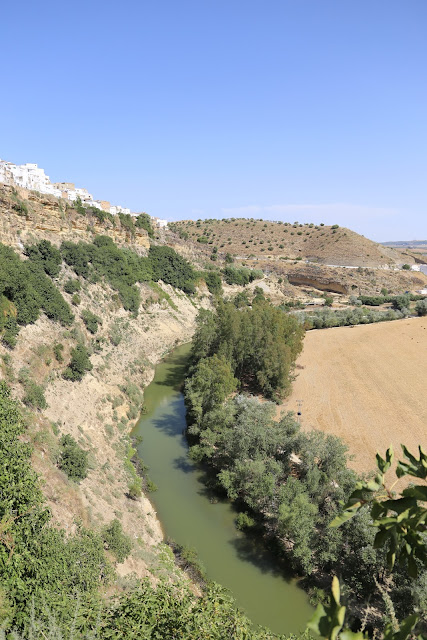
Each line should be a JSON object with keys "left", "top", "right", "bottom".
{"left": 0, "top": 245, "right": 210, "bottom": 583}
{"left": 171, "top": 218, "right": 408, "bottom": 267}
{"left": 1, "top": 182, "right": 426, "bottom": 299}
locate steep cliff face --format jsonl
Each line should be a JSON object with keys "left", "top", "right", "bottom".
{"left": 0, "top": 184, "right": 150, "bottom": 251}
{"left": 0, "top": 269, "right": 210, "bottom": 582}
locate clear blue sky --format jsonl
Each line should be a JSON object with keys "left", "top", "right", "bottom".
{"left": 1, "top": 0, "right": 426, "bottom": 241}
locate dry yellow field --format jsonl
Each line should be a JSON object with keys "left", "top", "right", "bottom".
{"left": 282, "top": 317, "right": 427, "bottom": 474}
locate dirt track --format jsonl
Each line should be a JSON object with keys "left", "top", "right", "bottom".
{"left": 281, "top": 318, "right": 427, "bottom": 474}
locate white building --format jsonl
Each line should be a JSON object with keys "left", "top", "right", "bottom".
{"left": 110, "top": 205, "right": 131, "bottom": 216}
{"left": 0, "top": 158, "right": 137, "bottom": 217}
{"left": 150, "top": 216, "right": 168, "bottom": 228}
{"left": 0, "top": 160, "right": 14, "bottom": 184}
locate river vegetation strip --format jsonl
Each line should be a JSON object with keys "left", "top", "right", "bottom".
{"left": 183, "top": 297, "right": 427, "bottom": 636}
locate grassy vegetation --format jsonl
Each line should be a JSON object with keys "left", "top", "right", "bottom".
{"left": 170, "top": 218, "right": 382, "bottom": 265}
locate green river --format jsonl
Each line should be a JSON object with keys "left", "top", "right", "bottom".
{"left": 134, "top": 343, "right": 312, "bottom": 635}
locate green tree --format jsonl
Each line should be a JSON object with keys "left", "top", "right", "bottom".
{"left": 102, "top": 519, "right": 132, "bottom": 562}
{"left": 415, "top": 299, "right": 427, "bottom": 316}
{"left": 135, "top": 212, "right": 154, "bottom": 238}
{"left": 59, "top": 434, "right": 89, "bottom": 481}
{"left": 63, "top": 344, "right": 93, "bottom": 381}
{"left": 24, "top": 240, "right": 62, "bottom": 277}
{"left": 81, "top": 309, "right": 102, "bottom": 334}
{"left": 185, "top": 354, "right": 238, "bottom": 432}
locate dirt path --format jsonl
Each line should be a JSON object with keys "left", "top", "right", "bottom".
{"left": 280, "top": 318, "right": 427, "bottom": 474}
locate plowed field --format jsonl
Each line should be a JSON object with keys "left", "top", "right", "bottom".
{"left": 281, "top": 317, "right": 427, "bottom": 474}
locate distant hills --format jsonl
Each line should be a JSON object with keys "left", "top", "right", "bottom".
{"left": 171, "top": 218, "right": 409, "bottom": 268}
{"left": 381, "top": 240, "right": 427, "bottom": 248}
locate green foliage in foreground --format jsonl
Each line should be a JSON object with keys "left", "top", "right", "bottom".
{"left": 310, "top": 445, "right": 427, "bottom": 640}
{"left": 101, "top": 580, "right": 292, "bottom": 640}
{"left": 0, "top": 382, "right": 109, "bottom": 633}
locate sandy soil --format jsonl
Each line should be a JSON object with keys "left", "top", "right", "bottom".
{"left": 280, "top": 317, "right": 427, "bottom": 474}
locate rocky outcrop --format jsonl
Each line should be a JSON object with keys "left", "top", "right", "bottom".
{"left": 287, "top": 271, "right": 348, "bottom": 294}
{"left": 0, "top": 184, "right": 150, "bottom": 251}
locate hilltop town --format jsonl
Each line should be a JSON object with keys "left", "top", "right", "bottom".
{"left": 0, "top": 157, "right": 168, "bottom": 227}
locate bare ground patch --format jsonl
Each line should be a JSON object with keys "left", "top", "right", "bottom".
{"left": 280, "top": 318, "right": 427, "bottom": 474}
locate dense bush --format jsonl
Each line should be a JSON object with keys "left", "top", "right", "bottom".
{"left": 63, "top": 343, "right": 93, "bottom": 381}
{"left": 63, "top": 278, "right": 81, "bottom": 294}
{"left": 81, "top": 309, "right": 102, "bottom": 334}
{"left": 135, "top": 212, "right": 154, "bottom": 237}
{"left": 24, "top": 240, "right": 62, "bottom": 277}
{"left": 90, "top": 207, "right": 115, "bottom": 225}
{"left": 118, "top": 212, "right": 136, "bottom": 235}
{"left": 0, "top": 296, "right": 19, "bottom": 348}
{"left": 149, "top": 245, "right": 196, "bottom": 294}
{"left": 222, "top": 266, "right": 263, "bottom": 286}
{"left": 203, "top": 270, "right": 223, "bottom": 295}
{"left": 53, "top": 342, "right": 64, "bottom": 362}
{"left": 22, "top": 379, "right": 47, "bottom": 410}
{"left": 102, "top": 519, "right": 132, "bottom": 562}
{"left": 0, "top": 244, "right": 73, "bottom": 340}
{"left": 103, "top": 579, "right": 284, "bottom": 640}
{"left": 415, "top": 299, "right": 427, "bottom": 316}
{"left": 1, "top": 316, "right": 19, "bottom": 348}
{"left": 59, "top": 434, "right": 89, "bottom": 481}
